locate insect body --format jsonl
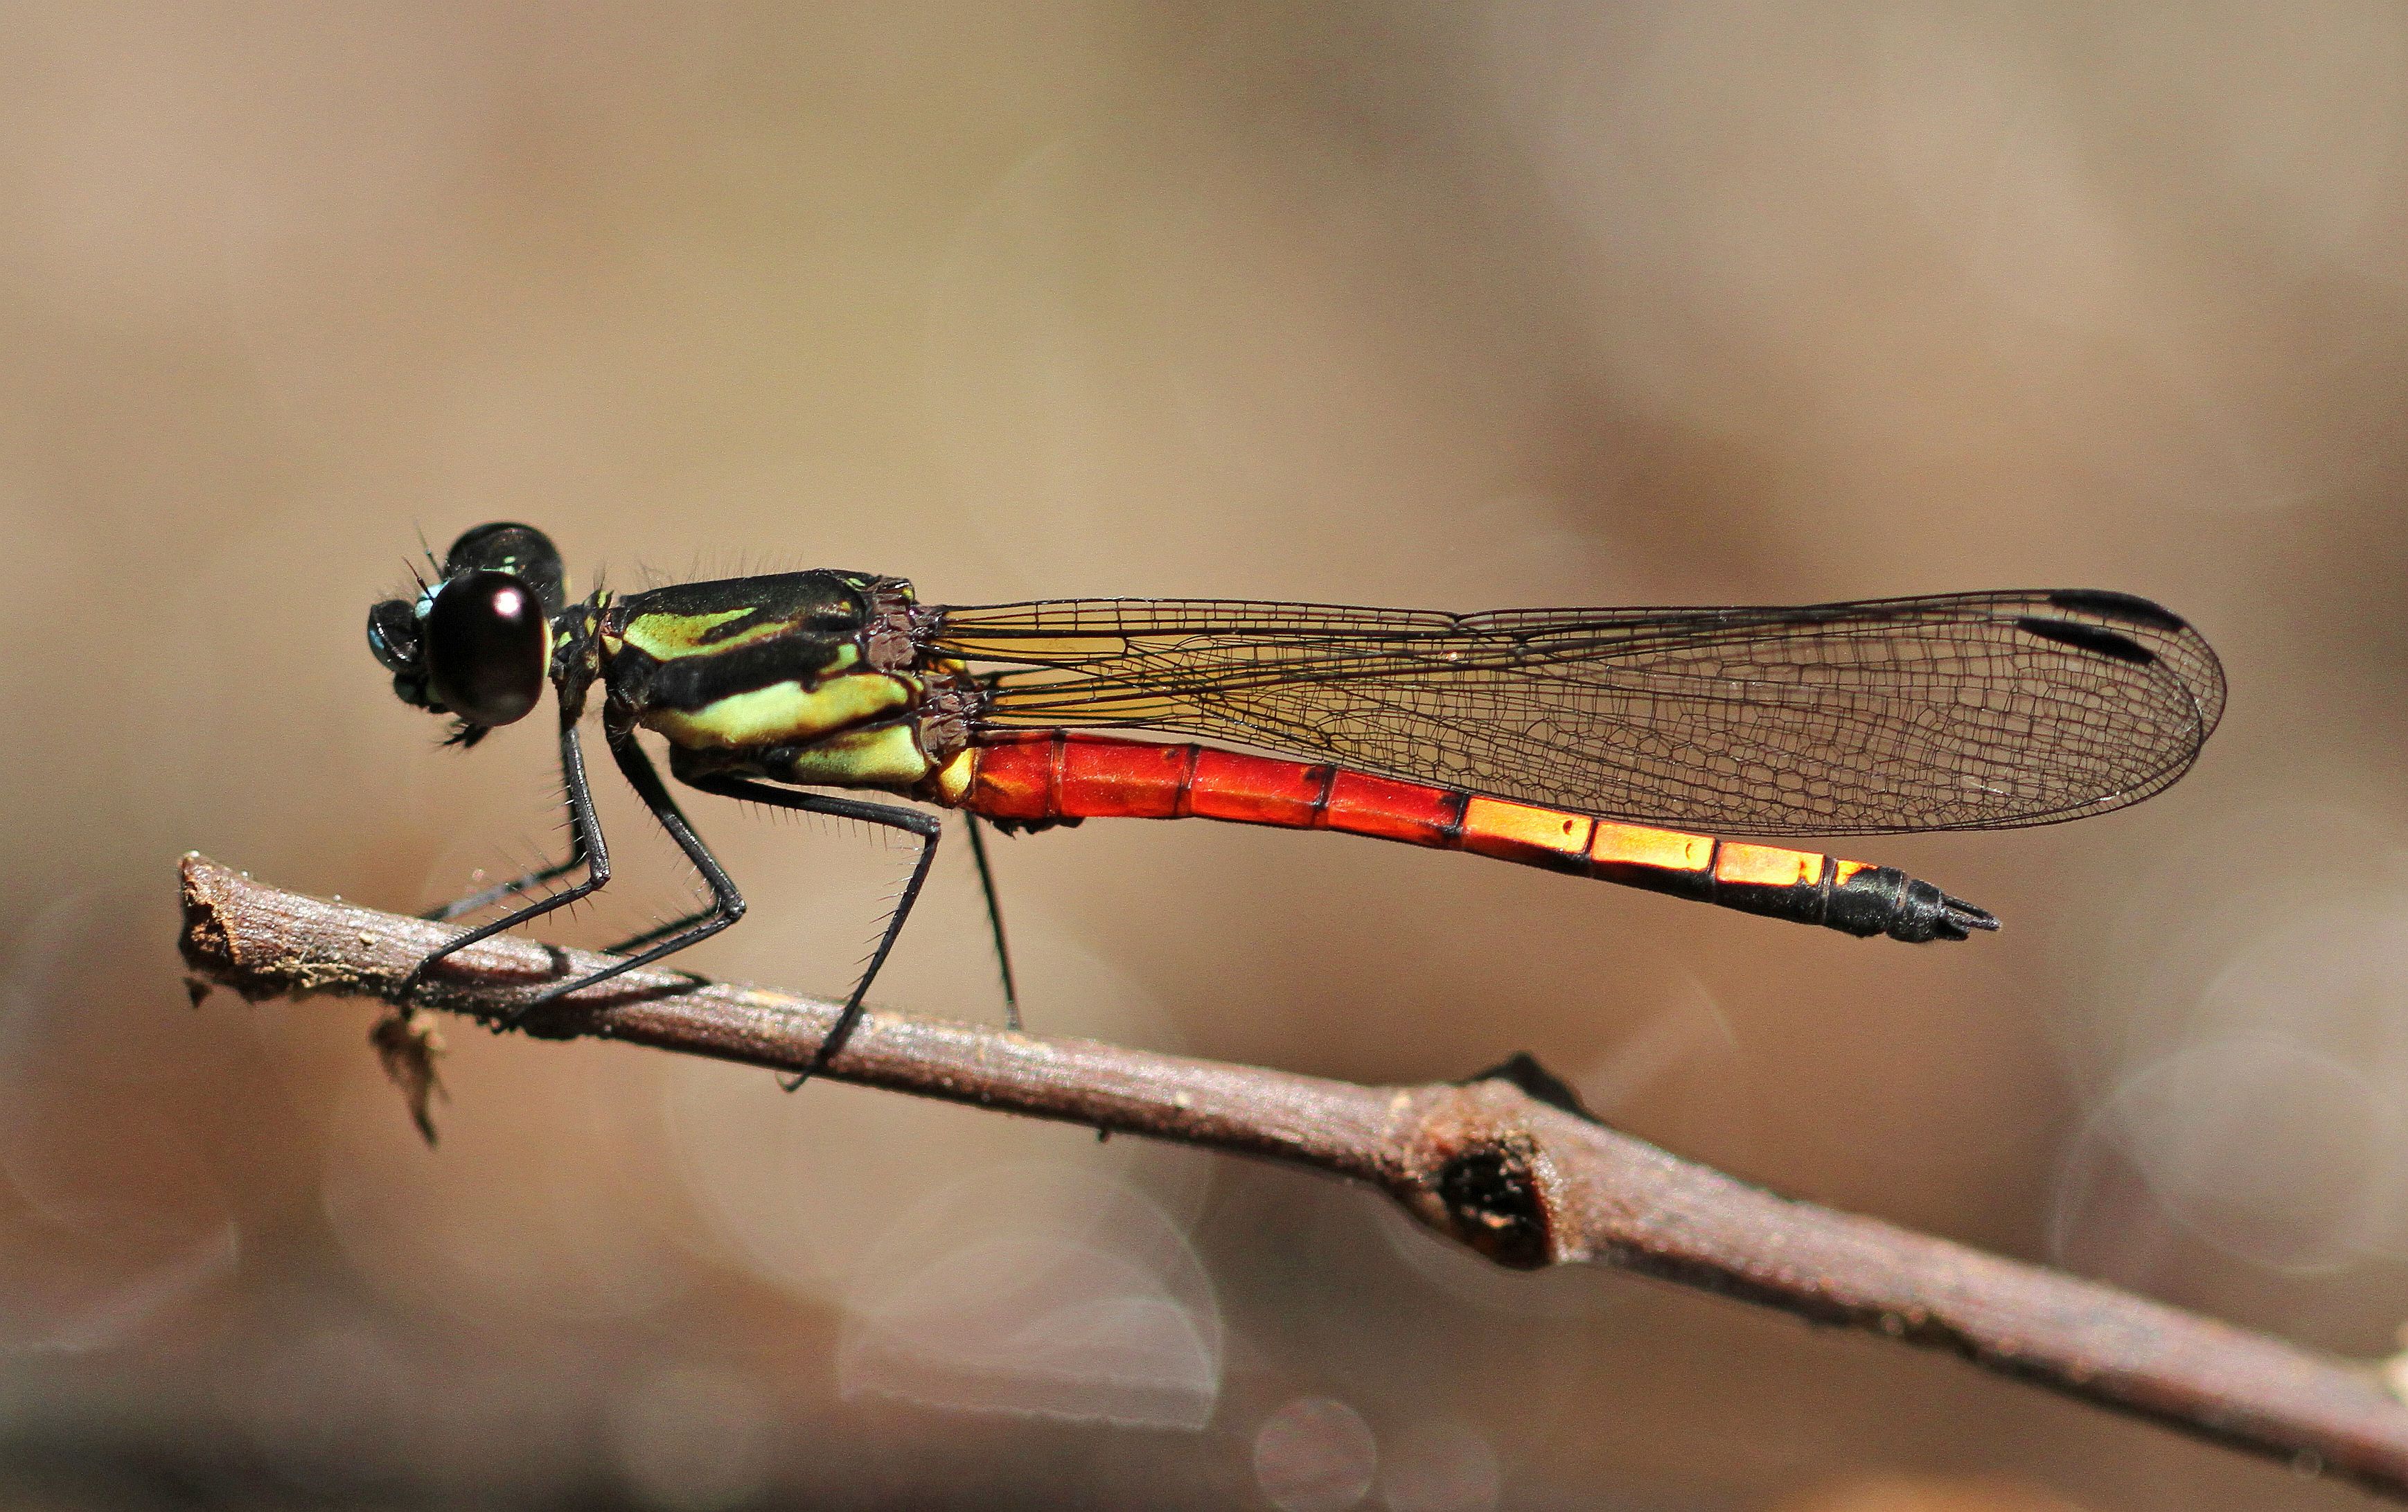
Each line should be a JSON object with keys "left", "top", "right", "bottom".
{"left": 368, "top": 524, "right": 2224, "bottom": 1060}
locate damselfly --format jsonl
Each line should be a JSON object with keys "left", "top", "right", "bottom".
{"left": 367, "top": 524, "right": 2223, "bottom": 1055}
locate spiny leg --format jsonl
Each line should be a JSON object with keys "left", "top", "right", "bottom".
{"left": 680, "top": 773, "right": 941, "bottom": 1087}
{"left": 596, "top": 908, "right": 716, "bottom": 959}
{"left": 964, "top": 812, "right": 1021, "bottom": 1032}
{"left": 498, "top": 722, "right": 749, "bottom": 1023}
{"left": 586, "top": 794, "right": 792, "bottom": 959}
{"left": 421, "top": 848, "right": 586, "bottom": 924}
{"left": 400, "top": 718, "right": 612, "bottom": 1002}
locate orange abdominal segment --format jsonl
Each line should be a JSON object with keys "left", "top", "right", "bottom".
{"left": 1320, "top": 770, "right": 1464, "bottom": 845}
{"left": 957, "top": 731, "right": 1055, "bottom": 822}
{"left": 1587, "top": 821, "right": 1718, "bottom": 900}
{"left": 1188, "top": 747, "right": 1330, "bottom": 826}
{"left": 1459, "top": 797, "right": 1594, "bottom": 872}
{"left": 1714, "top": 842, "right": 1825, "bottom": 889}
{"left": 1056, "top": 734, "right": 1188, "bottom": 818}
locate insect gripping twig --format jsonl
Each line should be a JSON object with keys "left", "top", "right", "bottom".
{"left": 178, "top": 854, "right": 2408, "bottom": 1502}
{"left": 366, "top": 522, "right": 2224, "bottom": 1046}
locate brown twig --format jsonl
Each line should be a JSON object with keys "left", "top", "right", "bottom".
{"left": 177, "top": 853, "right": 2408, "bottom": 1500}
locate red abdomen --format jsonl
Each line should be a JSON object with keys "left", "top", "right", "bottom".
{"left": 953, "top": 733, "right": 1988, "bottom": 943}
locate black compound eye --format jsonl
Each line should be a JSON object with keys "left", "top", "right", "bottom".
{"left": 425, "top": 570, "right": 548, "bottom": 728}
{"left": 442, "top": 522, "right": 566, "bottom": 619}
{"left": 366, "top": 598, "right": 422, "bottom": 673}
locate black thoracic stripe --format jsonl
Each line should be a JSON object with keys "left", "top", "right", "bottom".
{"left": 2044, "top": 589, "right": 2188, "bottom": 632}
{"left": 625, "top": 570, "right": 874, "bottom": 621}
{"left": 2015, "top": 616, "right": 2157, "bottom": 666}
{"left": 696, "top": 606, "right": 776, "bottom": 644}
{"left": 624, "top": 632, "right": 874, "bottom": 709}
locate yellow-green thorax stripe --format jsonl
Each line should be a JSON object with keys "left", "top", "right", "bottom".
{"left": 779, "top": 722, "right": 932, "bottom": 787}
{"left": 639, "top": 667, "right": 913, "bottom": 750}
{"left": 619, "top": 610, "right": 858, "bottom": 663}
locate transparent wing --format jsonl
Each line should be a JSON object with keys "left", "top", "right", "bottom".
{"left": 928, "top": 589, "right": 2224, "bottom": 837}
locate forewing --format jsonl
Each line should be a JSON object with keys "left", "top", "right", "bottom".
{"left": 930, "top": 590, "right": 2224, "bottom": 836}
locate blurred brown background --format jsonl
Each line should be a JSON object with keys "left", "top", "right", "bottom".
{"left": 1, "top": 3, "right": 2405, "bottom": 1508}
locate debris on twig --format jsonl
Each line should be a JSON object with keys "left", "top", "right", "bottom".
{"left": 369, "top": 1009, "right": 447, "bottom": 1146}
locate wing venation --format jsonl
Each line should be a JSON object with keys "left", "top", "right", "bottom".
{"left": 928, "top": 591, "right": 2224, "bottom": 836}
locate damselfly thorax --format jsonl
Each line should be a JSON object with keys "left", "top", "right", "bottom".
{"left": 366, "top": 524, "right": 2224, "bottom": 1065}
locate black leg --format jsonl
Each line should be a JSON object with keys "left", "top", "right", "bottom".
{"left": 597, "top": 908, "right": 717, "bottom": 959}
{"left": 680, "top": 772, "right": 941, "bottom": 1085}
{"left": 400, "top": 718, "right": 611, "bottom": 1001}
{"left": 497, "top": 723, "right": 750, "bottom": 1020}
{"left": 421, "top": 851, "right": 587, "bottom": 923}
{"left": 964, "top": 812, "right": 1021, "bottom": 1031}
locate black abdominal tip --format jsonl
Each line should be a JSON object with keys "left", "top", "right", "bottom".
{"left": 1939, "top": 894, "right": 2001, "bottom": 941}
